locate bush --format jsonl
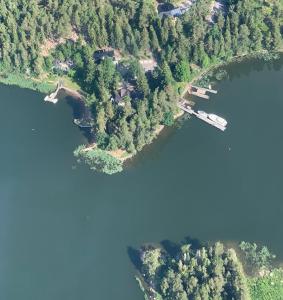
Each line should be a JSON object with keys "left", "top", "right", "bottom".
{"left": 162, "top": 111, "right": 174, "bottom": 126}
{"left": 0, "top": 72, "right": 54, "bottom": 93}
{"left": 74, "top": 145, "right": 123, "bottom": 175}
{"left": 249, "top": 269, "right": 283, "bottom": 300}
{"left": 239, "top": 241, "right": 276, "bottom": 270}
{"left": 214, "top": 68, "right": 229, "bottom": 81}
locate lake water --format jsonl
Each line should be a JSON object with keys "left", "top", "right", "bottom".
{"left": 0, "top": 56, "right": 283, "bottom": 300}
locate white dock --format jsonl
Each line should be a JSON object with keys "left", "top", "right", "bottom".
{"left": 44, "top": 81, "right": 63, "bottom": 104}
{"left": 178, "top": 101, "right": 226, "bottom": 131}
{"left": 191, "top": 85, "right": 218, "bottom": 94}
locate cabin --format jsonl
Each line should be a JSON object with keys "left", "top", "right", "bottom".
{"left": 94, "top": 48, "right": 122, "bottom": 65}
{"left": 112, "top": 82, "right": 134, "bottom": 106}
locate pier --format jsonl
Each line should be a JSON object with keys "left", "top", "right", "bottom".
{"left": 182, "top": 84, "right": 218, "bottom": 100}
{"left": 178, "top": 100, "right": 226, "bottom": 131}
{"left": 44, "top": 81, "right": 63, "bottom": 103}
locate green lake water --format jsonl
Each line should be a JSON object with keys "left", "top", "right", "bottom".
{"left": 0, "top": 56, "right": 283, "bottom": 299}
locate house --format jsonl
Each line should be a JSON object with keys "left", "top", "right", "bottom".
{"left": 112, "top": 82, "right": 134, "bottom": 106}
{"left": 94, "top": 49, "right": 115, "bottom": 62}
{"left": 53, "top": 59, "right": 74, "bottom": 72}
{"left": 94, "top": 48, "right": 122, "bottom": 65}
{"left": 158, "top": 0, "right": 194, "bottom": 18}
{"left": 160, "top": 7, "right": 190, "bottom": 17}
{"left": 139, "top": 58, "right": 158, "bottom": 72}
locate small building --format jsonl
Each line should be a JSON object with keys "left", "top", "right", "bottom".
{"left": 161, "top": 7, "right": 190, "bottom": 17}
{"left": 53, "top": 59, "right": 74, "bottom": 72}
{"left": 94, "top": 48, "right": 122, "bottom": 65}
{"left": 158, "top": 0, "right": 194, "bottom": 18}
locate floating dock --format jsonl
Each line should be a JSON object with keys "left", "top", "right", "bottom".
{"left": 191, "top": 85, "right": 217, "bottom": 94}
{"left": 182, "top": 84, "right": 218, "bottom": 100}
{"left": 44, "top": 81, "right": 63, "bottom": 104}
{"left": 178, "top": 101, "right": 226, "bottom": 131}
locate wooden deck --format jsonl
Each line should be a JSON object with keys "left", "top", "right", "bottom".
{"left": 181, "top": 84, "right": 218, "bottom": 100}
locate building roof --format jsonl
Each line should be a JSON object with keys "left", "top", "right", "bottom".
{"left": 113, "top": 82, "right": 134, "bottom": 104}
{"left": 94, "top": 48, "right": 122, "bottom": 64}
{"left": 158, "top": 0, "right": 193, "bottom": 17}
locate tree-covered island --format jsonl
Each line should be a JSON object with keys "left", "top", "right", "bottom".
{"left": 0, "top": 0, "right": 282, "bottom": 173}
{"left": 134, "top": 239, "right": 283, "bottom": 300}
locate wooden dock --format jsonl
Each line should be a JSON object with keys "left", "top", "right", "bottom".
{"left": 190, "top": 90, "right": 209, "bottom": 99}
{"left": 182, "top": 84, "right": 218, "bottom": 100}
{"left": 178, "top": 100, "right": 226, "bottom": 131}
{"left": 191, "top": 85, "right": 217, "bottom": 94}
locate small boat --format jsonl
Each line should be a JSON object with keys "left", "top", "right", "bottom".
{"left": 208, "top": 114, "right": 227, "bottom": 127}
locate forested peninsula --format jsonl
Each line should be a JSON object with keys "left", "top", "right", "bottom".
{"left": 135, "top": 239, "right": 283, "bottom": 300}
{"left": 1, "top": 0, "right": 282, "bottom": 173}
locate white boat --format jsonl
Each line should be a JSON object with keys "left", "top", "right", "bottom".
{"left": 197, "top": 110, "right": 208, "bottom": 118}
{"left": 208, "top": 114, "right": 227, "bottom": 127}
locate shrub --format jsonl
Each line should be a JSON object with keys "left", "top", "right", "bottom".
{"left": 239, "top": 241, "right": 276, "bottom": 270}
{"left": 74, "top": 145, "right": 123, "bottom": 175}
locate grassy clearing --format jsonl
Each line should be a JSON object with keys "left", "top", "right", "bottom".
{"left": 47, "top": 74, "right": 81, "bottom": 91}
{"left": 249, "top": 269, "right": 283, "bottom": 300}
{"left": 0, "top": 72, "right": 54, "bottom": 94}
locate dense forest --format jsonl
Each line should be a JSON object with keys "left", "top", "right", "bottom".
{"left": 136, "top": 240, "right": 282, "bottom": 300}
{"left": 0, "top": 0, "right": 282, "bottom": 173}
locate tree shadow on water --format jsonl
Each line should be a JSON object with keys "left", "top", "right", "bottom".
{"left": 183, "top": 236, "right": 203, "bottom": 250}
{"left": 127, "top": 236, "right": 204, "bottom": 271}
{"left": 127, "top": 246, "right": 142, "bottom": 271}
{"left": 65, "top": 95, "right": 95, "bottom": 143}
{"left": 160, "top": 240, "right": 180, "bottom": 257}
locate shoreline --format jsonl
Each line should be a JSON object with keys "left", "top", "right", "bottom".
{"left": 61, "top": 86, "right": 85, "bottom": 100}
{"left": 190, "top": 49, "right": 283, "bottom": 85}
{"left": 1, "top": 50, "right": 281, "bottom": 166}
{"left": 92, "top": 51, "right": 283, "bottom": 164}
{"left": 135, "top": 240, "right": 283, "bottom": 300}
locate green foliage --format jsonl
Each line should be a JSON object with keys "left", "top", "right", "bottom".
{"left": 162, "top": 111, "right": 174, "bottom": 126}
{"left": 74, "top": 145, "right": 123, "bottom": 175}
{"left": 239, "top": 241, "right": 276, "bottom": 270}
{"left": 0, "top": 72, "right": 54, "bottom": 93}
{"left": 139, "top": 241, "right": 250, "bottom": 300}
{"left": 174, "top": 60, "right": 191, "bottom": 82}
{"left": 214, "top": 68, "right": 229, "bottom": 81}
{"left": 141, "top": 248, "right": 164, "bottom": 278}
{"left": 0, "top": 0, "right": 282, "bottom": 169}
{"left": 249, "top": 269, "right": 283, "bottom": 300}
{"left": 137, "top": 238, "right": 283, "bottom": 300}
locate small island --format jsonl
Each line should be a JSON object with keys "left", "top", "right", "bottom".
{"left": 134, "top": 238, "right": 283, "bottom": 300}
{"left": 0, "top": 0, "right": 282, "bottom": 174}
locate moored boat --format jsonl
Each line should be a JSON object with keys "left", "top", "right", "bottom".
{"left": 208, "top": 114, "right": 227, "bottom": 127}
{"left": 197, "top": 110, "right": 208, "bottom": 118}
